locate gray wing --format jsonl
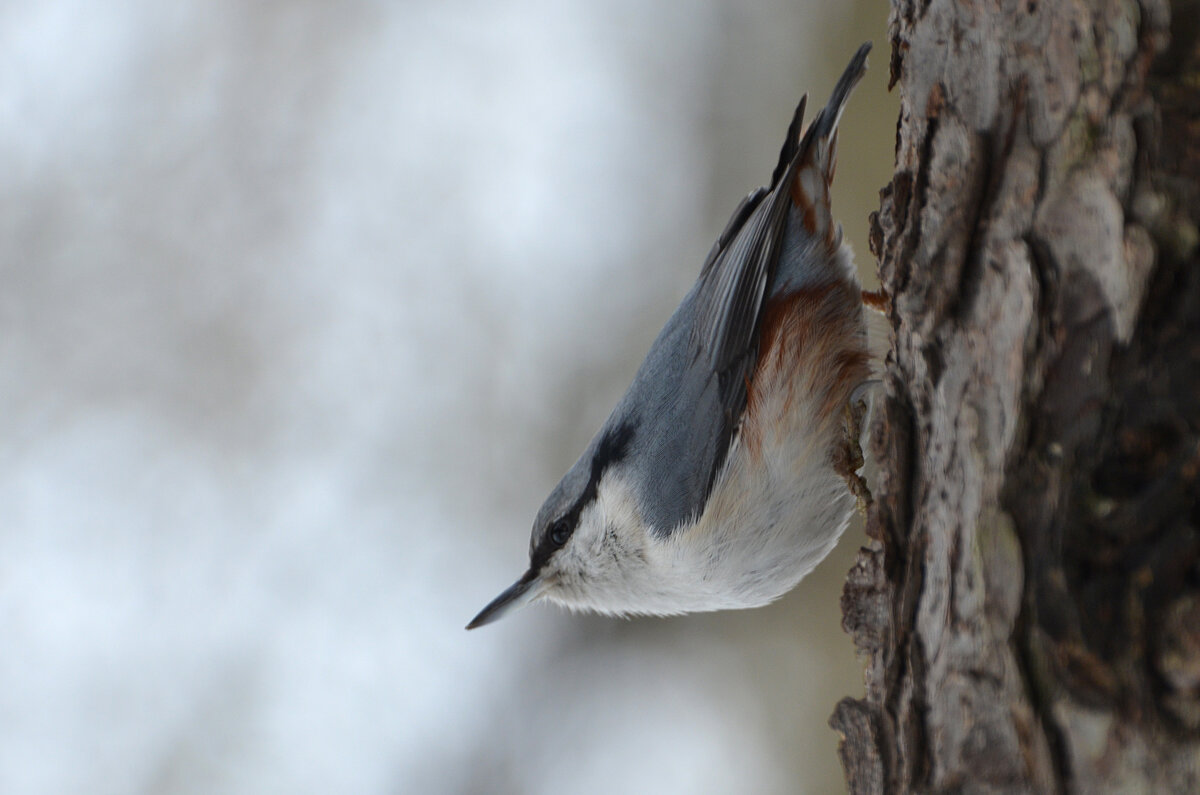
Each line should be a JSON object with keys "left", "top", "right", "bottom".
{"left": 602, "top": 44, "right": 872, "bottom": 536}
{"left": 609, "top": 101, "right": 810, "bottom": 536}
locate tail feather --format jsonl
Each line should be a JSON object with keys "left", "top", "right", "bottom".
{"left": 783, "top": 42, "right": 871, "bottom": 247}
{"left": 805, "top": 42, "right": 871, "bottom": 147}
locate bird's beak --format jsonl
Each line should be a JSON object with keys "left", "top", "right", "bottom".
{"left": 466, "top": 568, "right": 543, "bottom": 630}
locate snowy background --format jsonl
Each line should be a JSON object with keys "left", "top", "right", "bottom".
{"left": 0, "top": 1, "right": 895, "bottom": 793}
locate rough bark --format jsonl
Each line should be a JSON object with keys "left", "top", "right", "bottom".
{"left": 832, "top": 0, "right": 1200, "bottom": 792}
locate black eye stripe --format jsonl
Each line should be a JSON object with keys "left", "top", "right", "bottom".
{"left": 529, "top": 419, "right": 636, "bottom": 573}
{"left": 591, "top": 421, "right": 635, "bottom": 483}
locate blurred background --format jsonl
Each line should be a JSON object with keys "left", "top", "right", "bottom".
{"left": 0, "top": 1, "right": 896, "bottom": 793}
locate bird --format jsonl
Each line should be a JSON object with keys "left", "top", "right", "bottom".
{"left": 468, "top": 43, "right": 875, "bottom": 629}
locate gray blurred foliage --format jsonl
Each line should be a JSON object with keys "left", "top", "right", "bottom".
{"left": 1, "top": 2, "right": 894, "bottom": 793}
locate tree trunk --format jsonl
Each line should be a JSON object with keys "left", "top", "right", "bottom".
{"left": 831, "top": 0, "right": 1200, "bottom": 791}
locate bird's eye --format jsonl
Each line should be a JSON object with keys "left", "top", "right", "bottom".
{"left": 549, "top": 519, "right": 570, "bottom": 547}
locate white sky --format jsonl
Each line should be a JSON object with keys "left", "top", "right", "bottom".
{"left": 0, "top": 2, "right": 894, "bottom": 793}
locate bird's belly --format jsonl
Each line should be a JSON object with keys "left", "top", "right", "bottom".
{"left": 669, "top": 281, "right": 870, "bottom": 610}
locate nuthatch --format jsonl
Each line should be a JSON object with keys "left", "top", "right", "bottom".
{"left": 469, "top": 43, "right": 875, "bottom": 629}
